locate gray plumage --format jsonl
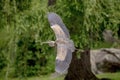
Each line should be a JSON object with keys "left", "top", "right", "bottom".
{"left": 47, "top": 12, "right": 75, "bottom": 74}
{"left": 48, "top": 12, "right": 70, "bottom": 38}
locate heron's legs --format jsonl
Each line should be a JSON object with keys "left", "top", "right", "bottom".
{"left": 41, "top": 41, "right": 56, "bottom": 47}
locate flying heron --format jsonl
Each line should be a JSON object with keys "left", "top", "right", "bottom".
{"left": 42, "top": 12, "right": 75, "bottom": 74}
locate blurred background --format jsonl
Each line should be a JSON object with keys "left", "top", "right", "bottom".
{"left": 0, "top": 0, "right": 120, "bottom": 80}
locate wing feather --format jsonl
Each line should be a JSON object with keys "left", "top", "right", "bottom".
{"left": 55, "top": 45, "right": 72, "bottom": 74}
{"left": 48, "top": 12, "right": 70, "bottom": 38}
{"left": 47, "top": 12, "right": 75, "bottom": 74}
{"left": 51, "top": 24, "right": 74, "bottom": 74}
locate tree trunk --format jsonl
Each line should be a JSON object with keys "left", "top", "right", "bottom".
{"left": 65, "top": 48, "right": 100, "bottom": 80}
{"left": 48, "top": 0, "right": 56, "bottom": 6}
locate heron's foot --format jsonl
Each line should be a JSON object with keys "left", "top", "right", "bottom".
{"left": 48, "top": 41, "right": 56, "bottom": 47}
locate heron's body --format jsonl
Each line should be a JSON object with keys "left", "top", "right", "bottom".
{"left": 47, "top": 12, "right": 75, "bottom": 74}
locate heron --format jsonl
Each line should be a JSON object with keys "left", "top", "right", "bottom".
{"left": 42, "top": 12, "right": 75, "bottom": 74}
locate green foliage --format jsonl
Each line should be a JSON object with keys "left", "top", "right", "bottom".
{"left": 0, "top": 0, "right": 55, "bottom": 78}
{"left": 0, "top": 52, "right": 6, "bottom": 71}
{"left": 97, "top": 72, "right": 120, "bottom": 80}
{"left": 53, "top": 0, "right": 120, "bottom": 48}
{"left": 12, "top": 0, "right": 55, "bottom": 77}
{"left": 16, "top": 0, "right": 32, "bottom": 11}
{"left": 0, "top": 0, "right": 120, "bottom": 79}
{"left": 1, "top": 72, "right": 120, "bottom": 80}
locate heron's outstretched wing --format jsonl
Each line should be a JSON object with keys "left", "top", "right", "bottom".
{"left": 55, "top": 42, "right": 73, "bottom": 74}
{"left": 48, "top": 12, "right": 70, "bottom": 38}
{"left": 47, "top": 13, "right": 75, "bottom": 74}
